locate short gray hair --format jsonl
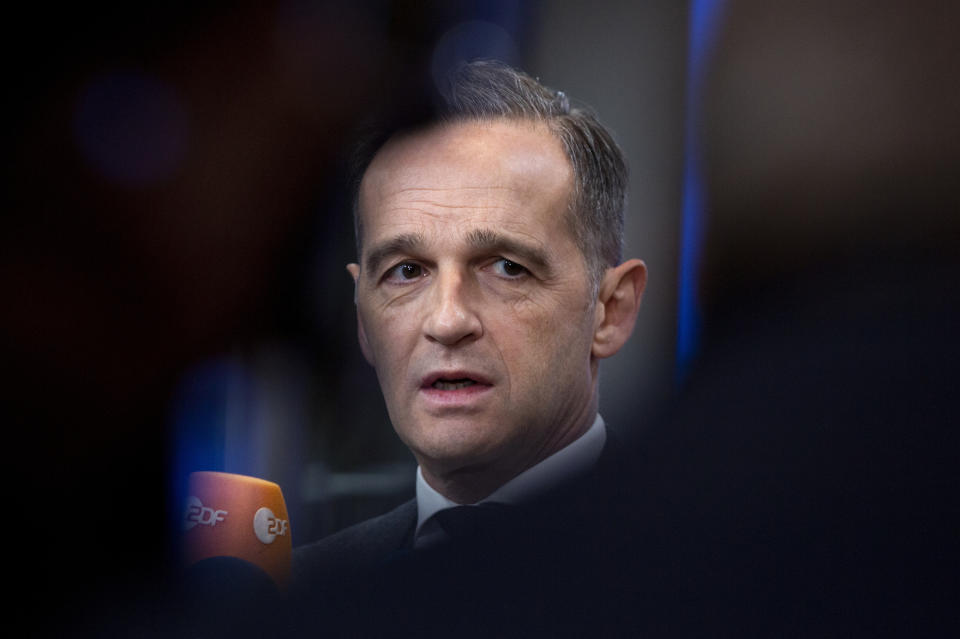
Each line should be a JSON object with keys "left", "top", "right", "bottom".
{"left": 353, "top": 60, "right": 628, "bottom": 289}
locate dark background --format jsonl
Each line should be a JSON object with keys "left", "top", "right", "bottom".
{"left": 4, "top": 1, "right": 957, "bottom": 635}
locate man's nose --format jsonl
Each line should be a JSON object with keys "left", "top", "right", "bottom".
{"left": 422, "top": 269, "right": 482, "bottom": 346}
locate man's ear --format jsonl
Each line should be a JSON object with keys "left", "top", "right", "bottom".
{"left": 346, "top": 263, "right": 374, "bottom": 365}
{"left": 592, "top": 259, "right": 647, "bottom": 360}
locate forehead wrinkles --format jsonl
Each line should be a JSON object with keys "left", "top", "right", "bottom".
{"left": 358, "top": 120, "right": 576, "bottom": 248}
{"left": 358, "top": 174, "right": 520, "bottom": 245}
{"left": 383, "top": 185, "right": 516, "bottom": 213}
{"left": 370, "top": 121, "right": 571, "bottom": 198}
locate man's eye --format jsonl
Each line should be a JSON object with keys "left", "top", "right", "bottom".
{"left": 492, "top": 258, "right": 528, "bottom": 278}
{"left": 385, "top": 262, "right": 424, "bottom": 282}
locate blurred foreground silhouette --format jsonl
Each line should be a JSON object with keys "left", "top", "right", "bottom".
{"left": 628, "top": 0, "right": 960, "bottom": 634}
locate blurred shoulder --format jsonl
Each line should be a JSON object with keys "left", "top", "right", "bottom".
{"left": 292, "top": 498, "right": 417, "bottom": 585}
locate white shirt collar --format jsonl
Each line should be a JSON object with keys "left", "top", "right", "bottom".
{"left": 414, "top": 414, "right": 607, "bottom": 547}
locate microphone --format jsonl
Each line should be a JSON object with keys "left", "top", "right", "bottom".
{"left": 176, "top": 472, "right": 293, "bottom": 638}
{"left": 180, "top": 471, "right": 292, "bottom": 588}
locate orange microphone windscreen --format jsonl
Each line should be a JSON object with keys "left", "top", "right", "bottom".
{"left": 181, "top": 471, "right": 292, "bottom": 589}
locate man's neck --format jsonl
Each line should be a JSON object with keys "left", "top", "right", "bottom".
{"left": 419, "top": 412, "right": 600, "bottom": 505}
{"left": 420, "top": 465, "right": 511, "bottom": 506}
{"left": 413, "top": 415, "right": 608, "bottom": 546}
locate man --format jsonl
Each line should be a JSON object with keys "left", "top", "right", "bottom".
{"left": 291, "top": 60, "right": 646, "bottom": 631}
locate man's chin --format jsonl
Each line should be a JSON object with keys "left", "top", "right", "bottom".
{"left": 409, "top": 433, "right": 509, "bottom": 475}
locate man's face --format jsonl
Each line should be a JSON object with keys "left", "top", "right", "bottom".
{"left": 349, "top": 120, "right": 603, "bottom": 491}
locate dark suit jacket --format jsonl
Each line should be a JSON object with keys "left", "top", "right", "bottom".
{"left": 292, "top": 497, "right": 417, "bottom": 588}
{"left": 287, "top": 435, "right": 640, "bottom": 637}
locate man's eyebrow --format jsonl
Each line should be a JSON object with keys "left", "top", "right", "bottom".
{"left": 363, "top": 232, "right": 425, "bottom": 275}
{"left": 465, "top": 228, "right": 551, "bottom": 273}
{"left": 362, "top": 229, "right": 552, "bottom": 276}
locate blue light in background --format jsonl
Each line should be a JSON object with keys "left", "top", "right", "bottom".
{"left": 167, "top": 357, "right": 252, "bottom": 541}
{"left": 677, "top": 0, "right": 726, "bottom": 385}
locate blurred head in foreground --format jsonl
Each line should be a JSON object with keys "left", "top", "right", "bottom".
{"left": 699, "top": 0, "right": 960, "bottom": 310}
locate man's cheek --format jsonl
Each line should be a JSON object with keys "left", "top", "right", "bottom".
{"left": 360, "top": 310, "right": 400, "bottom": 355}
{"left": 505, "top": 289, "right": 554, "bottom": 317}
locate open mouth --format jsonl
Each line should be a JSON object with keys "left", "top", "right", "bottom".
{"left": 432, "top": 378, "right": 477, "bottom": 391}
{"left": 420, "top": 372, "right": 491, "bottom": 404}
